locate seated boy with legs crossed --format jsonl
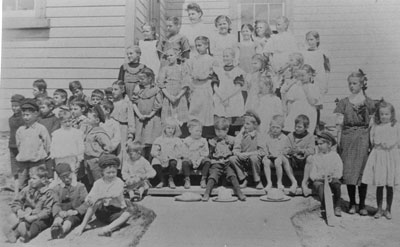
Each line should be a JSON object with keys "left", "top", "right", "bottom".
{"left": 309, "top": 131, "right": 343, "bottom": 217}
{"left": 51, "top": 163, "right": 88, "bottom": 239}
{"left": 76, "top": 154, "right": 132, "bottom": 237}
{"left": 228, "top": 110, "right": 266, "bottom": 189}
{"left": 283, "top": 114, "right": 316, "bottom": 196}
{"left": 5, "top": 166, "right": 56, "bottom": 243}
{"left": 122, "top": 141, "right": 156, "bottom": 201}
{"left": 203, "top": 117, "right": 246, "bottom": 201}
{"left": 263, "top": 115, "right": 298, "bottom": 193}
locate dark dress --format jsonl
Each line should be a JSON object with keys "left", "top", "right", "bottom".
{"left": 334, "top": 97, "right": 376, "bottom": 185}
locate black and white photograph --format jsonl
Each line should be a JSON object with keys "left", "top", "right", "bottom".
{"left": 0, "top": 0, "right": 400, "bottom": 246}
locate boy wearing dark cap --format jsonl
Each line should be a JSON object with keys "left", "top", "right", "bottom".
{"left": 309, "top": 131, "right": 343, "bottom": 217}
{"left": 50, "top": 163, "right": 88, "bottom": 239}
{"left": 9, "top": 94, "right": 25, "bottom": 195}
{"left": 228, "top": 110, "right": 267, "bottom": 190}
{"left": 16, "top": 98, "right": 51, "bottom": 189}
{"left": 76, "top": 154, "right": 131, "bottom": 237}
{"left": 83, "top": 105, "right": 112, "bottom": 187}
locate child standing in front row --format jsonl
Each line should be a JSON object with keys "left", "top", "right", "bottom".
{"left": 362, "top": 101, "right": 400, "bottom": 220}
{"left": 16, "top": 99, "right": 51, "bottom": 189}
{"left": 187, "top": 36, "right": 216, "bottom": 129}
{"left": 310, "top": 132, "right": 343, "bottom": 217}
{"left": 8, "top": 94, "right": 25, "bottom": 195}
{"left": 132, "top": 68, "right": 163, "bottom": 160}
{"left": 151, "top": 118, "right": 182, "bottom": 189}
{"left": 158, "top": 47, "right": 190, "bottom": 135}
{"left": 263, "top": 115, "right": 297, "bottom": 193}
{"left": 76, "top": 154, "right": 132, "bottom": 237}
{"left": 122, "top": 141, "right": 156, "bottom": 201}
{"left": 181, "top": 119, "right": 210, "bottom": 189}
{"left": 203, "top": 117, "right": 246, "bottom": 201}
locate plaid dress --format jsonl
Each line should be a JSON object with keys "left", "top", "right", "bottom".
{"left": 334, "top": 97, "right": 376, "bottom": 185}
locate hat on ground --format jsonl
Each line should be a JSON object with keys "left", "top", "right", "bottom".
{"left": 21, "top": 98, "right": 39, "bottom": 112}
{"left": 260, "top": 188, "right": 290, "bottom": 202}
{"left": 174, "top": 192, "right": 202, "bottom": 202}
{"left": 11, "top": 94, "right": 25, "bottom": 104}
{"left": 55, "top": 163, "right": 72, "bottom": 177}
{"left": 98, "top": 154, "right": 120, "bottom": 169}
{"left": 243, "top": 110, "right": 261, "bottom": 125}
{"left": 317, "top": 131, "right": 337, "bottom": 146}
{"left": 212, "top": 187, "right": 237, "bottom": 202}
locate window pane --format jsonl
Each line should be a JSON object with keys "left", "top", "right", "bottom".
{"left": 3, "top": 0, "right": 16, "bottom": 11}
{"left": 18, "top": 0, "right": 34, "bottom": 10}
{"left": 255, "top": 4, "right": 268, "bottom": 22}
{"left": 241, "top": 4, "right": 254, "bottom": 25}
{"left": 269, "top": 4, "right": 283, "bottom": 24}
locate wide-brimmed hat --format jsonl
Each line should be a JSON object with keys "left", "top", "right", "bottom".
{"left": 174, "top": 192, "right": 202, "bottom": 202}
{"left": 212, "top": 187, "right": 237, "bottom": 202}
{"left": 260, "top": 188, "right": 290, "bottom": 202}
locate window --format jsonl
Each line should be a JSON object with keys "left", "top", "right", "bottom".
{"left": 2, "top": 0, "right": 49, "bottom": 29}
{"left": 238, "top": 0, "right": 285, "bottom": 27}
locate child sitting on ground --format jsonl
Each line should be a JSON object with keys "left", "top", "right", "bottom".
{"left": 151, "top": 117, "right": 182, "bottom": 189}
{"left": 83, "top": 105, "right": 112, "bottom": 188}
{"left": 8, "top": 94, "right": 25, "bottom": 196}
{"left": 181, "top": 119, "right": 211, "bottom": 189}
{"left": 203, "top": 117, "right": 246, "bottom": 201}
{"left": 76, "top": 154, "right": 132, "bottom": 237}
{"left": 52, "top": 89, "right": 68, "bottom": 117}
{"left": 229, "top": 110, "right": 266, "bottom": 189}
{"left": 283, "top": 114, "right": 316, "bottom": 196}
{"left": 122, "top": 141, "right": 156, "bottom": 201}
{"left": 309, "top": 132, "right": 343, "bottom": 217}
{"left": 5, "top": 166, "right": 56, "bottom": 243}
{"left": 16, "top": 99, "right": 51, "bottom": 189}
{"left": 50, "top": 163, "right": 88, "bottom": 239}
{"left": 263, "top": 115, "right": 297, "bottom": 193}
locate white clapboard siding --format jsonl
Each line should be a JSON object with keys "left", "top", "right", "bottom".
{"left": 292, "top": 0, "right": 400, "bottom": 122}
{"left": 0, "top": 1, "right": 129, "bottom": 130}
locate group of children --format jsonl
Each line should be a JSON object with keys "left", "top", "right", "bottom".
{"left": 4, "top": 4, "right": 400, "bottom": 242}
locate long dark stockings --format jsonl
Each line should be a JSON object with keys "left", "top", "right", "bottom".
{"left": 347, "top": 183, "right": 367, "bottom": 208}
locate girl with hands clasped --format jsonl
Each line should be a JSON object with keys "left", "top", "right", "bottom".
{"left": 362, "top": 100, "right": 400, "bottom": 219}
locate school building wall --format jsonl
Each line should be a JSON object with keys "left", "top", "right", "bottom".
{"left": 0, "top": 0, "right": 149, "bottom": 131}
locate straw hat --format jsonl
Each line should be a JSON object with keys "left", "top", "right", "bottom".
{"left": 260, "top": 188, "right": 290, "bottom": 202}
{"left": 212, "top": 187, "right": 237, "bottom": 202}
{"left": 174, "top": 192, "right": 202, "bottom": 202}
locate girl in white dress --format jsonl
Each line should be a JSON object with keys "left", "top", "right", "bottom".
{"left": 138, "top": 22, "right": 160, "bottom": 79}
{"left": 213, "top": 48, "right": 245, "bottom": 119}
{"left": 282, "top": 64, "right": 320, "bottom": 133}
{"left": 362, "top": 101, "right": 400, "bottom": 220}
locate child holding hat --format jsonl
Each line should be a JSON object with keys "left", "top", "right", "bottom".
{"left": 8, "top": 94, "right": 25, "bottom": 195}
{"left": 76, "top": 154, "right": 132, "bottom": 237}
{"left": 309, "top": 131, "right": 343, "bottom": 217}
{"left": 51, "top": 163, "right": 88, "bottom": 239}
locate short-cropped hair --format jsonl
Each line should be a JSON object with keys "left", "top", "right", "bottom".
{"left": 295, "top": 114, "right": 310, "bottom": 129}
{"left": 214, "top": 117, "right": 230, "bottom": 130}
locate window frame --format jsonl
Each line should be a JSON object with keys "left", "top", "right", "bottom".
{"left": 2, "top": 0, "right": 50, "bottom": 29}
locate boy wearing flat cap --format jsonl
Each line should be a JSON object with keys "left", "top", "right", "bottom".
{"left": 16, "top": 98, "right": 51, "bottom": 189}
{"left": 309, "top": 131, "right": 343, "bottom": 217}
{"left": 83, "top": 105, "right": 112, "bottom": 188}
{"left": 9, "top": 94, "right": 25, "bottom": 195}
{"left": 228, "top": 110, "right": 267, "bottom": 190}
{"left": 76, "top": 154, "right": 131, "bottom": 237}
{"left": 50, "top": 163, "right": 88, "bottom": 239}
